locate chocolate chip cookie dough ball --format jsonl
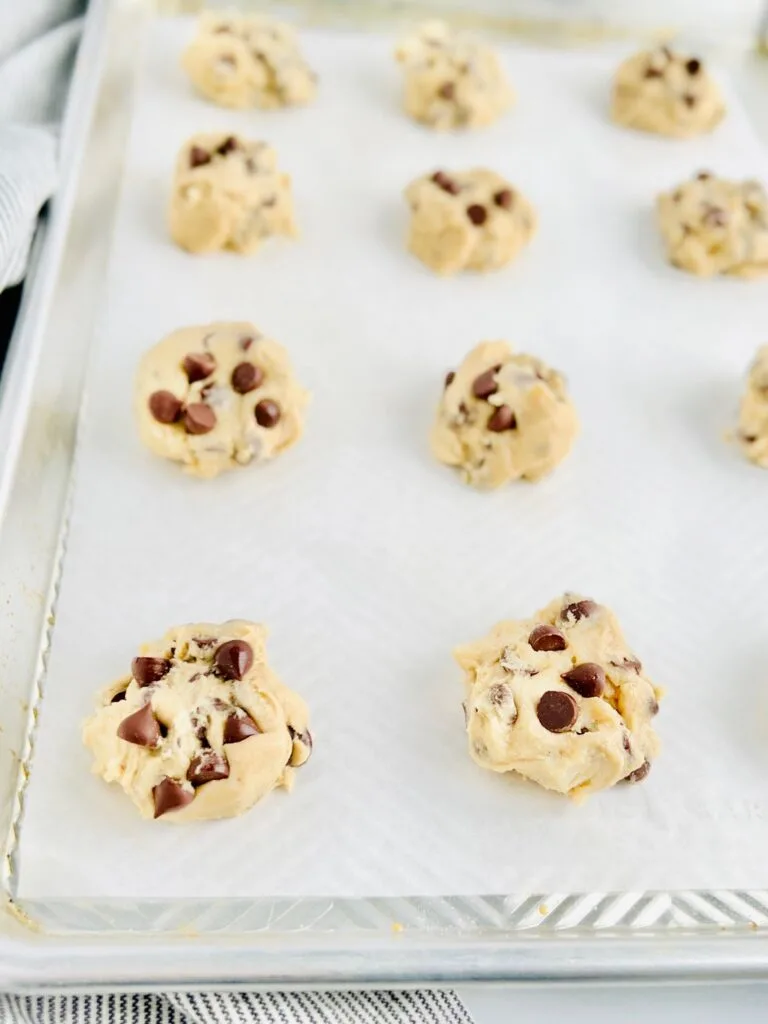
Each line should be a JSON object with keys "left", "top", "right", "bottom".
{"left": 431, "top": 341, "right": 578, "bottom": 488}
{"left": 612, "top": 45, "right": 724, "bottom": 138}
{"left": 136, "top": 321, "right": 308, "bottom": 479}
{"left": 83, "top": 621, "right": 312, "bottom": 821}
{"left": 456, "top": 595, "right": 662, "bottom": 799}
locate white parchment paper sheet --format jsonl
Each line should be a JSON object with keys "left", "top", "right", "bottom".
{"left": 14, "top": 19, "right": 768, "bottom": 900}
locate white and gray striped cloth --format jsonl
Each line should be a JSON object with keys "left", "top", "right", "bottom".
{"left": 0, "top": 991, "right": 474, "bottom": 1023}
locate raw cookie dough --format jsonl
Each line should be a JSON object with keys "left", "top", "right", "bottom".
{"left": 83, "top": 621, "right": 312, "bottom": 822}
{"left": 657, "top": 172, "right": 768, "bottom": 278}
{"left": 182, "top": 11, "right": 317, "bottom": 109}
{"left": 169, "top": 132, "right": 296, "bottom": 255}
{"left": 136, "top": 321, "right": 308, "bottom": 479}
{"left": 395, "top": 20, "right": 512, "bottom": 130}
{"left": 456, "top": 594, "right": 662, "bottom": 799}
{"left": 612, "top": 46, "right": 724, "bottom": 138}
{"left": 431, "top": 341, "right": 578, "bottom": 489}
{"left": 736, "top": 346, "right": 768, "bottom": 467}
{"left": 405, "top": 169, "right": 535, "bottom": 275}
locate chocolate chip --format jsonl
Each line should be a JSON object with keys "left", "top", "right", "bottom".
{"left": 623, "top": 734, "right": 632, "bottom": 752}
{"left": 187, "top": 750, "right": 230, "bottom": 786}
{"left": 697, "top": 170, "right": 712, "bottom": 180}
{"left": 183, "top": 352, "right": 216, "bottom": 383}
{"left": 110, "top": 690, "right": 127, "bottom": 703}
{"left": 183, "top": 403, "right": 216, "bottom": 435}
{"left": 649, "top": 698, "right": 660, "bottom": 716}
{"left": 467, "top": 204, "right": 487, "bottom": 226}
{"left": 255, "top": 399, "right": 280, "bottom": 427}
{"left": 683, "top": 94, "right": 696, "bottom": 108}
{"left": 216, "top": 135, "right": 238, "bottom": 156}
{"left": 148, "top": 390, "right": 181, "bottom": 424}
{"left": 444, "top": 371, "right": 456, "bottom": 389}
{"left": 214, "top": 639, "right": 253, "bottom": 680}
{"left": 189, "top": 146, "right": 211, "bottom": 168}
{"left": 431, "top": 171, "right": 460, "bottom": 195}
{"left": 288, "top": 726, "right": 313, "bottom": 766}
{"left": 438, "top": 81, "right": 455, "bottom": 100}
{"left": 644, "top": 66, "right": 663, "bottom": 78}
{"left": 117, "top": 703, "right": 161, "bottom": 747}
{"left": 685, "top": 58, "right": 701, "bottom": 75}
{"left": 536, "top": 691, "right": 578, "bottom": 733}
{"left": 132, "top": 657, "right": 171, "bottom": 687}
{"left": 223, "top": 711, "right": 261, "bottom": 744}
{"left": 488, "top": 682, "right": 511, "bottom": 706}
{"left": 153, "top": 778, "right": 194, "bottom": 818}
{"left": 487, "top": 405, "right": 516, "bottom": 432}
{"left": 239, "top": 335, "right": 255, "bottom": 350}
{"left": 472, "top": 367, "right": 500, "bottom": 399}
{"left": 493, "top": 189, "right": 513, "bottom": 209}
{"left": 562, "top": 662, "right": 606, "bottom": 698}
{"left": 528, "top": 624, "right": 567, "bottom": 652}
{"left": 231, "top": 362, "right": 264, "bottom": 394}
{"left": 625, "top": 760, "right": 651, "bottom": 783}
{"left": 562, "top": 599, "right": 598, "bottom": 622}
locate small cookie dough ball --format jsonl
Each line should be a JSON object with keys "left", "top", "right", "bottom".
{"left": 455, "top": 594, "right": 662, "bottom": 799}
{"left": 405, "top": 169, "right": 535, "bottom": 276}
{"left": 737, "top": 346, "right": 768, "bottom": 467}
{"left": 612, "top": 46, "right": 724, "bottom": 138}
{"left": 657, "top": 172, "right": 768, "bottom": 278}
{"left": 431, "top": 341, "right": 578, "bottom": 489}
{"left": 82, "top": 620, "right": 312, "bottom": 822}
{"left": 181, "top": 11, "right": 317, "bottom": 110}
{"left": 135, "top": 321, "right": 308, "bottom": 479}
{"left": 395, "top": 20, "right": 512, "bottom": 131}
{"left": 169, "top": 133, "right": 296, "bottom": 255}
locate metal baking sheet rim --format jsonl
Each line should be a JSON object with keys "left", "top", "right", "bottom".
{"left": 2, "top": 0, "right": 768, "bottom": 992}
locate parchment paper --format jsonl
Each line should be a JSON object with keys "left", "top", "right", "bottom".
{"left": 14, "top": 18, "right": 768, "bottom": 899}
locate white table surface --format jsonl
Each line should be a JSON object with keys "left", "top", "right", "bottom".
{"left": 460, "top": 983, "right": 768, "bottom": 1022}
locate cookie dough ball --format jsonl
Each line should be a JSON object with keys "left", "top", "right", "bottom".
{"left": 737, "top": 346, "right": 768, "bottom": 467}
{"left": 405, "top": 169, "right": 535, "bottom": 276}
{"left": 181, "top": 11, "right": 317, "bottom": 109}
{"left": 395, "top": 20, "right": 512, "bottom": 131}
{"left": 612, "top": 46, "right": 724, "bottom": 138}
{"left": 82, "top": 621, "right": 312, "bottom": 822}
{"left": 657, "top": 172, "right": 768, "bottom": 278}
{"left": 431, "top": 341, "right": 578, "bottom": 489}
{"left": 169, "top": 133, "right": 296, "bottom": 255}
{"left": 456, "top": 594, "right": 662, "bottom": 799}
{"left": 136, "top": 321, "right": 308, "bottom": 479}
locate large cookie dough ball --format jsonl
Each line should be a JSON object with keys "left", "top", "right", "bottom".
{"left": 395, "top": 21, "right": 512, "bottom": 131}
{"left": 82, "top": 621, "right": 312, "bottom": 822}
{"left": 737, "top": 346, "right": 768, "bottom": 467}
{"left": 431, "top": 341, "right": 578, "bottom": 489}
{"left": 169, "top": 133, "right": 296, "bottom": 255}
{"left": 404, "top": 168, "right": 536, "bottom": 276}
{"left": 135, "top": 321, "right": 309, "bottom": 479}
{"left": 657, "top": 172, "right": 768, "bottom": 278}
{"left": 182, "top": 12, "right": 317, "bottom": 110}
{"left": 611, "top": 46, "right": 724, "bottom": 138}
{"left": 456, "top": 595, "right": 662, "bottom": 799}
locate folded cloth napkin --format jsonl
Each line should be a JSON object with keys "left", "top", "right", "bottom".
{"left": 0, "top": 990, "right": 475, "bottom": 1023}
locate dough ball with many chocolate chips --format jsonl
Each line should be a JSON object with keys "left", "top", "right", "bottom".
{"left": 455, "top": 594, "right": 663, "bottom": 799}
{"left": 82, "top": 620, "right": 312, "bottom": 822}
{"left": 657, "top": 172, "right": 768, "bottom": 278}
{"left": 135, "top": 321, "right": 308, "bottom": 479}
{"left": 404, "top": 168, "right": 535, "bottom": 276}
{"left": 736, "top": 345, "right": 768, "bottom": 467}
{"left": 169, "top": 132, "right": 297, "bottom": 255}
{"left": 181, "top": 12, "right": 317, "bottom": 110}
{"left": 431, "top": 340, "right": 578, "bottom": 489}
{"left": 395, "top": 20, "right": 512, "bottom": 131}
{"left": 612, "top": 46, "right": 724, "bottom": 138}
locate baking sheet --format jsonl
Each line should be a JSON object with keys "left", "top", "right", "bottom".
{"left": 14, "top": 18, "right": 768, "bottom": 900}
